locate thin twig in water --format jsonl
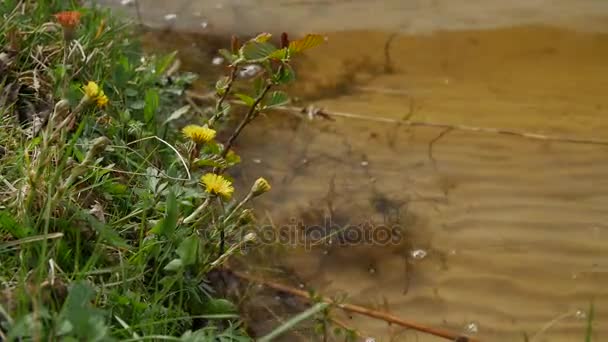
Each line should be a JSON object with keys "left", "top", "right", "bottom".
{"left": 428, "top": 127, "right": 453, "bottom": 170}
{"left": 229, "top": 269, "right": 479, "bottom": 342}
{"left": 384, "top": 32, "right": 399, "bottom": 73}
{"left": 186, "top": 90, "right": 608, "bottom": 146}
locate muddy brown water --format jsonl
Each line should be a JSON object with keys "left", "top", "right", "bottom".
{"left": 104, "top": 1, "right": 608, "bottom": 341}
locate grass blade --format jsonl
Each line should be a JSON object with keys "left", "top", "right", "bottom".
{"left": 258, "top": 302, "right": 329, "bottom": 342}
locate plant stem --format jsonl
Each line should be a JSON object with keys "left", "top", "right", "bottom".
{"left": 182, "top": 197, "right": 211, "bottom": 224}
{"left": 220, "top": 83, "right": 272, "bottom": 159}
{"left": 208, "top": 66, "right": 238, "bottom": 126}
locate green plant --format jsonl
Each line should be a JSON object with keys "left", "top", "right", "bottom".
{"left": 0, "top": 0, "right": 325, "bottom": 340}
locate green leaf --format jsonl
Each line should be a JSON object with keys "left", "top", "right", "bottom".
{"left": 128, "top": 100, "right": 145, "bottom": 110}
{"left": 202, "top": 299, "right": 238, "bottom": 315}
{"left": 156, "top": 51, "right": 177, "bottom": 75}
{"left": 265, "top": 91, "right": 289, "bottom": 108}
{"left": 144, "top": 88, "right": 159, "bottom": 123}
{"left": 164, "top": 258, "right": 183, "bottom": 271}
{"left": 124, "top": 88, "right": 138, "bottom": 97}
{"left": 241, "top": 41, "right": 277, "bottom": 61}
{"left": 268, "top": 48, "right": 289, "bottom": 60}
{"left": 195, "top": 154, "right": 228, "bottom": 169}
{"left": 150, "top": 190, "right": 178, "bottom": 238}
{"left": 234, "top": 93, "right": 255, "bottom": 107}
{"left": 274, "top": 64, "right": 296, "bottom": 84}
{"left": 163, "top": 105, "right": 190, "bottom": 125}
{"left": 177, "top": 235, "right": 199, "bottom": 266}
{"left": 288, "top": 34, "right": 326, "bottom": 54}
{"left": 218, "top": 49, "right": 236, "bottom": 64}
{"left": 60, "top": 282, "right": 112, "bottom": 342}
{"left": 0, "top": 210, "right": 31, "bottom": 239}
{"left": 225, "top": 151, "right": 241, "bottom": 166}
{"left": 215, "top": 76, "right": 230, "bottom": 93}
{"left": 252, "top": 32, "right": 272, "bottom": 42}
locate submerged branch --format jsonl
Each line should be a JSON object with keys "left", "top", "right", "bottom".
{"left": 229, "top": 269, "right": 479, "bottom": 342}
{"left": 186, "top": 90, "right": 608, "bottom": 147}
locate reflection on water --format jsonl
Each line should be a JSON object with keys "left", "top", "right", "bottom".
{"left": 122, "top": 1, "right": 608, "bottom": 340}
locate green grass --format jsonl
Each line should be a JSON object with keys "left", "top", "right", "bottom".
{"left": 0, "top": 1, "right": 325, "bottom": 340}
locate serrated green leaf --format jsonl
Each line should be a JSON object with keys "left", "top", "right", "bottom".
{"left": 268, "top": 48, "right": 289, "bottom": 60}
{"left": 265, "top": 91, "right": 289, "bottom": 108}
{"left": 241, "top": 41, "right": 277, "bottom": 61}
{"left": 274, "top": 64, "right": 296, "bottom": 84}
{"left": 234, "top": 93, "right": 255, "bottom": 107}
{"left": 225, "top": 151, "right": 241, "bottom": 166}
{"left": 195, "top": 154, "right": 229, "bottom": 168}
{"left": 252, "top": 32, "right": 272, "bottom": 42}
{"left": 288, "top": 34, "right": 326, "bottom": 54}
{"left": 163, "top": 105, "right": 190, "bottom": 125}
{"left": 218, "top": 49, "right": 236, "bottom": 64}
{"left": 215, "top": 76, "right": 230, "bottom": 92}
{"left": 177, "top": 235, "right": 199, "bottom": 266}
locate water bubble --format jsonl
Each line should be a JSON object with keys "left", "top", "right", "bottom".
{"left": 368, "top": 267, "right": 376, "bottom": 274}
{"left": 410, "top": 249, "right": 427, "bottom": 260}
{"left": 193, "top": 11, "right": 202, "bottom": 17}
{"left": 322, "top": 250, "right": 329, "bottom": 255}
{"left": 465, "top": 321, "right": 479, "bottom": 334}
{"left": 361, "top": 161, "right": 369, "bottom": 167}
{"left": 120, "top": 0, "right": 134, "bottom": 5}
{"left": 252, "top": 158, "right": 262, "bottom": 164}
{"left": 299, "top": 283, "right": 305, "bottom": 289}
{"left": 274, "top": 296, "right": 281, "bottom": 301}
{"left": 576, "top": 309, "right": 587, "bottom": 320}
{"left": 164, "top": 13, "right": 177, "bottom": 21}
{"left": 365, "top": 338, "right": 376, "bottom": 342}
{"left": 211, "top": 56, "right": 224, "bottom": 65}
{"left": 201, "top": 21, "right": 209, "bottom": 29}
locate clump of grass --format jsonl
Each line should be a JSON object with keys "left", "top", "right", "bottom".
{"left": 0, "top": 1, "right": 324, "bottom": 340}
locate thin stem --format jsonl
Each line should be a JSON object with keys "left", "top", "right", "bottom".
{"left": 209, "top": 66, "right": 238, "bottom": 126}
{"left": 220, "top": 83, "right": 272, "bottom": 159}
{"left": 182, "top": 197, "right": 211, "bottom": 224}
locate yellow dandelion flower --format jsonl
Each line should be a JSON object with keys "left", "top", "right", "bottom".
{"left": 251, "top": 177, "right": 271, "bottom": 197}
{"left": 201, "top": 173, "right": 234, "bottom": 199}
{"left": 96, "top": 91, "right": 109, "bottom": 108}
{"left": 182, "top": 124, "right": 216, "bottom": 145}
{"left": 83, "top": 81, "right": 100, "bottom": 99}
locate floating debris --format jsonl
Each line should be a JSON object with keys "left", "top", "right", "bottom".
{"left": 464, "top": 321, "right": 479, "bottom": 334}
{"left": 212, "top": 56, "right": 224, "bottom": 65}
{"left": 410, "top": 249, "right": 427, "bottom": 260}
{"left": 164, "top": 13, "right": 177, "bottom": 21}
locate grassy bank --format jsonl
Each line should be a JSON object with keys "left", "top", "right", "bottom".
{"left": 0, "top": 1, "right": 325, "bottom": 340}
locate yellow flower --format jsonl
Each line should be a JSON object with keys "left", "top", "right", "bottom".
{"left": 201, "top": 173, "right": 234, "bottom": 199}
{"left": 83, "top": 81, "right": 100, "bottom": 99}
{"left": 96, "top": 91, "right": 109, "bottom": 108}
{"left": 251, "top": 177, "right": 271, "bottom": 197}
{"left": 182, "top": 124, "right": 216, "bottom": 145}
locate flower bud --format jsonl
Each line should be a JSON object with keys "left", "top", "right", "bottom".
{"left": 251, "top": 177, "right": 271, "bottom": 197}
